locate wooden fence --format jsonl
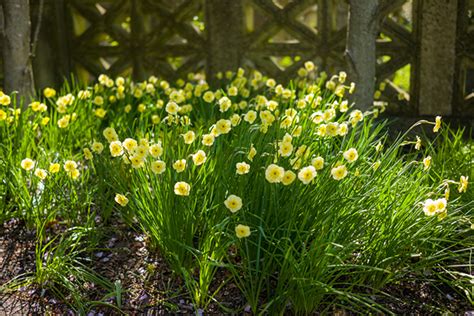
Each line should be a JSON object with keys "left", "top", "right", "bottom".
{"left": 8, "top": 0, "right": 474, "bottom": 117}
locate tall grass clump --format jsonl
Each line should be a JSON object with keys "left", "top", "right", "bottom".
{"left": 0, "top": 65, "right": 471, "bottom": 313}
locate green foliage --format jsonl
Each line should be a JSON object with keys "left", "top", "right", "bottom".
{"left": 0, "top": 67, "right": 472, "bottom": 314}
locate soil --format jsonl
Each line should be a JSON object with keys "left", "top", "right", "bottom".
{"left": 1, "top": 219, "right": 472, "bottom": 315}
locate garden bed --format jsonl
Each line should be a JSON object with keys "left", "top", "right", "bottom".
{"left": 1, "top": 219, "right": 471, "bottom": 314}
{"left": 0, "top": 67, "right": 472, "bottom": 314}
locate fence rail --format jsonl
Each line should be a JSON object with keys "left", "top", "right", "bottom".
{"left": 5, "top": 0, "right": 474, "bottom": 117}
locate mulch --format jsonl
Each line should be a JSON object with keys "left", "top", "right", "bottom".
{"left": 1, "top": 219, "right": 472, "bottom": 315}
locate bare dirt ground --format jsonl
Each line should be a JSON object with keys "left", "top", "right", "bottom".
{"left": 1, "top": 219, "right": 472, "bottom": 315}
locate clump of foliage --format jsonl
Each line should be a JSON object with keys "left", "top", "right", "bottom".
{"left": 0, "top": 64, "right": 472, "bottom": 313}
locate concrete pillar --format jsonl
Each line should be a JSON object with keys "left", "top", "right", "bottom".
{"left": 205, "top": 0, "right": 243, "bottom": 86}
{"left": 345, "top": 0, "right": 380, "bottom": 111}
{"left": 417, "top": 0, "right": 458, "bottom": 116}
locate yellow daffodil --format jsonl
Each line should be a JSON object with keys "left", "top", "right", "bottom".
{"left": 122, "top": 138, "right": 138, "bottom": 153}
{"left": 248, "top": 145, "right": 257, "bottom": 161}
{"left": 91, "top": 141, "right": 104, "bottom": 154}
{"left": 435, "top": 198, "right": 447, "bottom": 212}
{"left": 236, "top": 162, "right": 250, "bottom": 175}
{"left": 57, "top": 115, "right": 70, "bottom": 128}
{"left": 433, "top": 116, "right": 442, "bottom": 133}
{"left": 110, "top": 141, "right": 124, "bottom": 157}
{"left": 423, "top": 198, "right": 446, "bottom": 216}
{"left": 337, "top": 123, "right": 348, "bottom": 136}
{"left": 278, "top": 141, "right": 293, "bottom": 157}
{"left": 49, "top": 163, "right": 60, "bottom": 173}
{"left": 174, "top": 181, "right": 190, "bottom": 196}
{"left": 133, "top": 145, "right": 148, "bottom": 158}
{"left": 298, "top": 166, "right": 317, "bottom": 184}
{"left": 68, "top": 168, "right": 80, "bottom": 180}
{"left": 29, "top": 101, "right": 47, "bottom": 112}
{"left": 21, "top": 158, "right": 35, "bottom": 171}
{"left": 215, "top": 119, "right": 231, "bottom": 135}
{"left": 93, "top": 96, "right": 104, "bottom": 106}
{"left": 282, "top": 170, "right": 296, "bottom": 185}
{"left": 311, "top": 157, "right": 324, "bottom": 170}
{"left": 331, "top": 165, "right": 348, "bottom": 181}
{"left": 230, "top": 114, "right": 241, "bottom": 126}
{"left": 83, "top": 148, "right": 93, "bottom": 160}
{"left": 173, "top": 159, "right": 187, "bottom": 173}
{"left": 0, "top": 92, "right": 11, "bottom": 106}
{"left": 63, "top": 160, "right": 77, "bottom": 172}
{"left": 235, "top": 224, "right": 251, "bottom": 238}
{"left": 224, "top": 195, "right": 242, "bottom": 213}
{"left": 149, "top": 144, "right": 163, "bottom": 158}
{"left": 244, "top": 110, "right": 257, "bottom": 124}
{"left": 78, "top": 90, "right": 91, "bottom": 99}
{"left": 326, "top": 122, "right": 339, "bottom": 137}
{"left": 115, "top": 194, "right": 129, "bottom": 207}
{"left": 219, "top": 96, "right": 231, "bottom": 113}
{"left": 43, "top": 87, "right": 56, "bottom": 98}
{"left": 415, "top": 136, "right": 422, "bottom": 150}
{"left": 151, "top": 160, "right": 166, "bottom": 174}
{"left": 41, "top": 117, "right": 50, "bottom": 125}
{"left": 130, "top": 155, "right": 145, "bottom": 169}
{"left": 304, "top": 61, "right": 315, "bottom": 71}
{"left": 265, "top": 164, "right": 285, "bottom": 183}
{"left": 202, "top": 91, "right": 215, "bottom": 103}
{"left": 34, "top": 168, "right": 47, "bottom": 180}
{"left": 202, "top": 134, "right": 215, "bottom": 146}
{"left": 192, "top": 150, "right": 207, "bottom": 166}
{"left": 458, "top": 176, "right": 469, "bottom": 193}
{"left": 182, "top": 131, "right": 196, "bottom": 144}
{"left": 423, "top": 156, "right": 431, "bottom": 170}
{"left": 339, "top": 100, "right": 349, "bottom": 112}
{"left": 103, "top": 127, "right": 119, "bottom": 142}
{"left": 343, "top": 148, "right": 358, "bottom": 163}
{"left": 165, "top": 101, "right": 180, "bottom": 115}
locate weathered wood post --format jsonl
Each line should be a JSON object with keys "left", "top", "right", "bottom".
{"left": 204, "top": 0, "right": 243, "bottom": 87}
{"left": 345, "top": 0, "right": 380, "bottom": 111}
{"left": 416, "top": 0, "right": 458, "bottom": 116}
{"left": 2, "top": 0, "right": 35, "bottom": 102}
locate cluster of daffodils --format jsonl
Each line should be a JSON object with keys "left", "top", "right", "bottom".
{"left": 264, "top": 147, "right": 358, "bottom": 185}
{"left": 224, "top": 195, "right": 250, "bottom": 238}
{"left": 0, "top": 89, "right": 53, "bottom": 126}
{"left": 76, "top": 68, "right": 467, "bottom": 239}
{"left": 0, "top": 91, "right": 21, "bottom": 124}
{"left": 4, "top": 63, "right": 380, "bottom": 137}
{"left": 422, "top": 198, "right": 447, "bottom": 219}
{"left": 9, "top": 65, "right": 467, "bottom": 240}
{"left": 55, "top": 93, "right": 77, "bottom": 128}
{"left": 20, "top": 158, "right": 80, "bottom": 180}
{"left": 38, "top": 63, "right": 369, "bottom": 132}
{"left": 421, "top": 175, "right": 469, "bottom": 220}
{"left": 105, "top": 125, "right": 210, "bottom": 199}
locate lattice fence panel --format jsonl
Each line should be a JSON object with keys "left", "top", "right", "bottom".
{"left": 0, "top": 0, "right": 470, "bottom": 116}
{"left": 67, "top": 0, "right": 206, "bottom": 81}
{"left": 241, "top": 0, "right": 348, "bottom": 82}
{"left": 241, "top": 0, "right": 415, "bottom": 112}
{"left": 375, "top": 0, "right": 415, "bottom": 114}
